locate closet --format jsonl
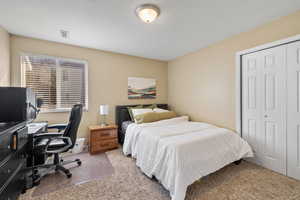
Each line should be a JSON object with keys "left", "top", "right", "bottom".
{"left": 241, "top": 40, "right": 300, "bottom": 180}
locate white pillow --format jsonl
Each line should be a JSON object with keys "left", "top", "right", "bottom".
{"left": 153, "top": 108, "right": 169, "bottom": 113}
{"left": 131, "top": 108, "right": 153, "bottom": 122}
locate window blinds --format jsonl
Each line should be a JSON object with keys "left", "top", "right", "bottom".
{"left": 21, "top": 54, "right": 88, "bottom": 112}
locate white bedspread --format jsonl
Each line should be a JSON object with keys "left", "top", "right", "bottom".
{"left": 153, "top": 127, "right": 253, "bottom": 200}
{"left": 123, "top": 117, "right": 253, "bottom": 200}
{"left": 123, "top": 116, "right": 193, "bottom": 157}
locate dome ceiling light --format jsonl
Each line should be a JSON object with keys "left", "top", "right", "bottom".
{"left": 136, "top": 4, "right": 160, "bottom": 24}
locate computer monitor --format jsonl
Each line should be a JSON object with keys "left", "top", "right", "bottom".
{"left": 0, "top": 87, "right": 38, "bottom": 122}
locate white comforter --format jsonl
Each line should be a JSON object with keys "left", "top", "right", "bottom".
{"left": 123, "top": 116, "right": 195, "bottom": 157}
{"left": 123, "top": 117, "right": 253, "bottom": 200}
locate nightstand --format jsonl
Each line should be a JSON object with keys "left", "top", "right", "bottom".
{"left": 88, "top": 124, "right": 118, "bottom": 154}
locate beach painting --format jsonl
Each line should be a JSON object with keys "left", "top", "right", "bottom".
{"left": 128, "top": 77, "right": 156, "bottom": 99}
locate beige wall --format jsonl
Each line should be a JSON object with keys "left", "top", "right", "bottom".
{"left": 10, "top": 36, "right": 168, "bottom": 138}
{"left": 168, "top": 10, "right": 300, "bottom": 131}
{"left": 9, "top": 9, "right": 300, "bottom": 137}
{"left": 0, "top": 26, "right": 10, "bottom": 86}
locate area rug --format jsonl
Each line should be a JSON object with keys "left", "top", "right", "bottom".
{"left": 31, "top": 152, "right": 114, "bottom": 197}
{"left": 20, "top": 148, "right": 300, "bottom": 200}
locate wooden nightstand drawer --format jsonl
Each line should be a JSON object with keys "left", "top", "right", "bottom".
{"left": 89, "top": 124, "right": 118, "bottom": 154}
{"left": 92, "top": 129, "right": 117, "bottom": 140}
{"left": 94, "top": 138, "right": 118, "bottom": 152}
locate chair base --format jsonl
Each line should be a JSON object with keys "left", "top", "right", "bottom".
{"left": 32, "top": 153, "right": 81, "bottom": 184}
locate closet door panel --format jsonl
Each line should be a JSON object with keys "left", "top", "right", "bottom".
{"left": 242, "top": 53, "right": 262, "bottom": 158}
{"left": 242, "top": 45, "right": 286, "bottom": 175}
{"left": 260, "top": 46, "right": 286, "bottom": 175}
{"left": 264, "top": 74, "right": 276, "bottom": 111}
{"left": 287, "top": 41, "right": 300, "bottom": 180}
{"left": 264, "top": 121, "right": 277, "bottom": 158}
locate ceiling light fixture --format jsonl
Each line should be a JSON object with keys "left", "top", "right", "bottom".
{"left": 136, "top": 4, "right": 160, "bottom": 24}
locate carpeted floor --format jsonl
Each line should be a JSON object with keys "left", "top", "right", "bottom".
{"left": 20, "top": 148, "right": 300, "bottom": 200}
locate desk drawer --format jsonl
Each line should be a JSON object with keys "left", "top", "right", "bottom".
{"left": 0, "top": 153, "right": 24, "bottom": 189}
{"left": 0, "top": 131, "right": 13, "bottom": 163}
{"left": 11, "top": 127, "right": 28, "bottom": 151}
{"left": 0, "top": 159, "right": 26, "bottom": 200}
{"left": 0, "top": 126, "right": 27, "bottom": 164}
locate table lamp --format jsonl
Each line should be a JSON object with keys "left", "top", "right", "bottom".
{"left": 99, "top": 104, "right": 109, "bottom": 126}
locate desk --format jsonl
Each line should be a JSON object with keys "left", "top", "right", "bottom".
{"left": 0, "top": 121, "right": 28, "bottom": 200}
{"left": 26, "top": 122, "right": 48, "bottom": 167}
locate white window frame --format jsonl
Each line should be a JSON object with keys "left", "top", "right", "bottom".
{"left": 20, "top": 52, "right": 89, "bottom": 113}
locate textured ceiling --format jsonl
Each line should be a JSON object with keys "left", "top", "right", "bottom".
{"left": 1, "top": 0, "right": 300, "bottom": 61}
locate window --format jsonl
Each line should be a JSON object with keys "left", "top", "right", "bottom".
{"left": 21, "top": 54, "right": 88, "bottom": 112}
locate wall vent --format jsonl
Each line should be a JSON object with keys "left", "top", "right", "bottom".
{"left": 60, "top": 30, "right": 69, "bottom": 39}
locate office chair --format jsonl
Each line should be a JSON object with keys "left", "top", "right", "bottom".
{"left": 33, "top": 104, "right": 83, "bottom": 179}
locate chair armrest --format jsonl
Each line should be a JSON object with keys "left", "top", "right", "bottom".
{"left": 47, "top": 124, "right": 68, "bottom": 132}
{"left": 44, "top": 136, "right": 72, "bottom": 154}
{"left": 34, "top": 132, "right": 63, "bottom": 139}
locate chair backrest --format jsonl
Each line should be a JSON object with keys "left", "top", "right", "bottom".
{"left": 63, "top": 104, "right": 83, "bottom": 149}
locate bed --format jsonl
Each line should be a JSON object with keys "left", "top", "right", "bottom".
{"left": 116, "top": 104, "right": 253, "bottom": 200}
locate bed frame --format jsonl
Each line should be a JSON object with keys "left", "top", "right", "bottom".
{"left": 115, "top": 104, "right": 168, "bottom": 144}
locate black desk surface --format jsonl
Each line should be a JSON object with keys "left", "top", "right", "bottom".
{"left": 0, "top": 121, "right": 27, "bottom": 135}
{"left": 0, "top": 121, "right": 47, "bottom": 135}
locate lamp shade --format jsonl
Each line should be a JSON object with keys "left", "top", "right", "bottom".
{"left": 99, "top": 104, "right": 109, "bottom": 115}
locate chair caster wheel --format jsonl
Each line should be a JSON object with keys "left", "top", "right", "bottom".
{"left": 65, "top": 169, "right": 72, "bottom": 178}
{"left": 75, "top": 159, "right": 81, "bottom": 166}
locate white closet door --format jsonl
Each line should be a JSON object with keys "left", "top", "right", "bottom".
{"left": 242, "top": 52, "right": 262, "bottom": 161}
{"left": 259, "top": 46, "right": 286, "bottom": 175}
{"left": 242, "top": 46, "right": 286, "bottom": 175}
{"left": 287, "top": 41, "right": 300, "bottom": 180}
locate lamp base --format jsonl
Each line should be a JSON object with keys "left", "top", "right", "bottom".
{"left": 100, "top": 115, "right": 108, "bottom": 127}
{"left": 100, "top": 123, "right": 108, "bottom": 127}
